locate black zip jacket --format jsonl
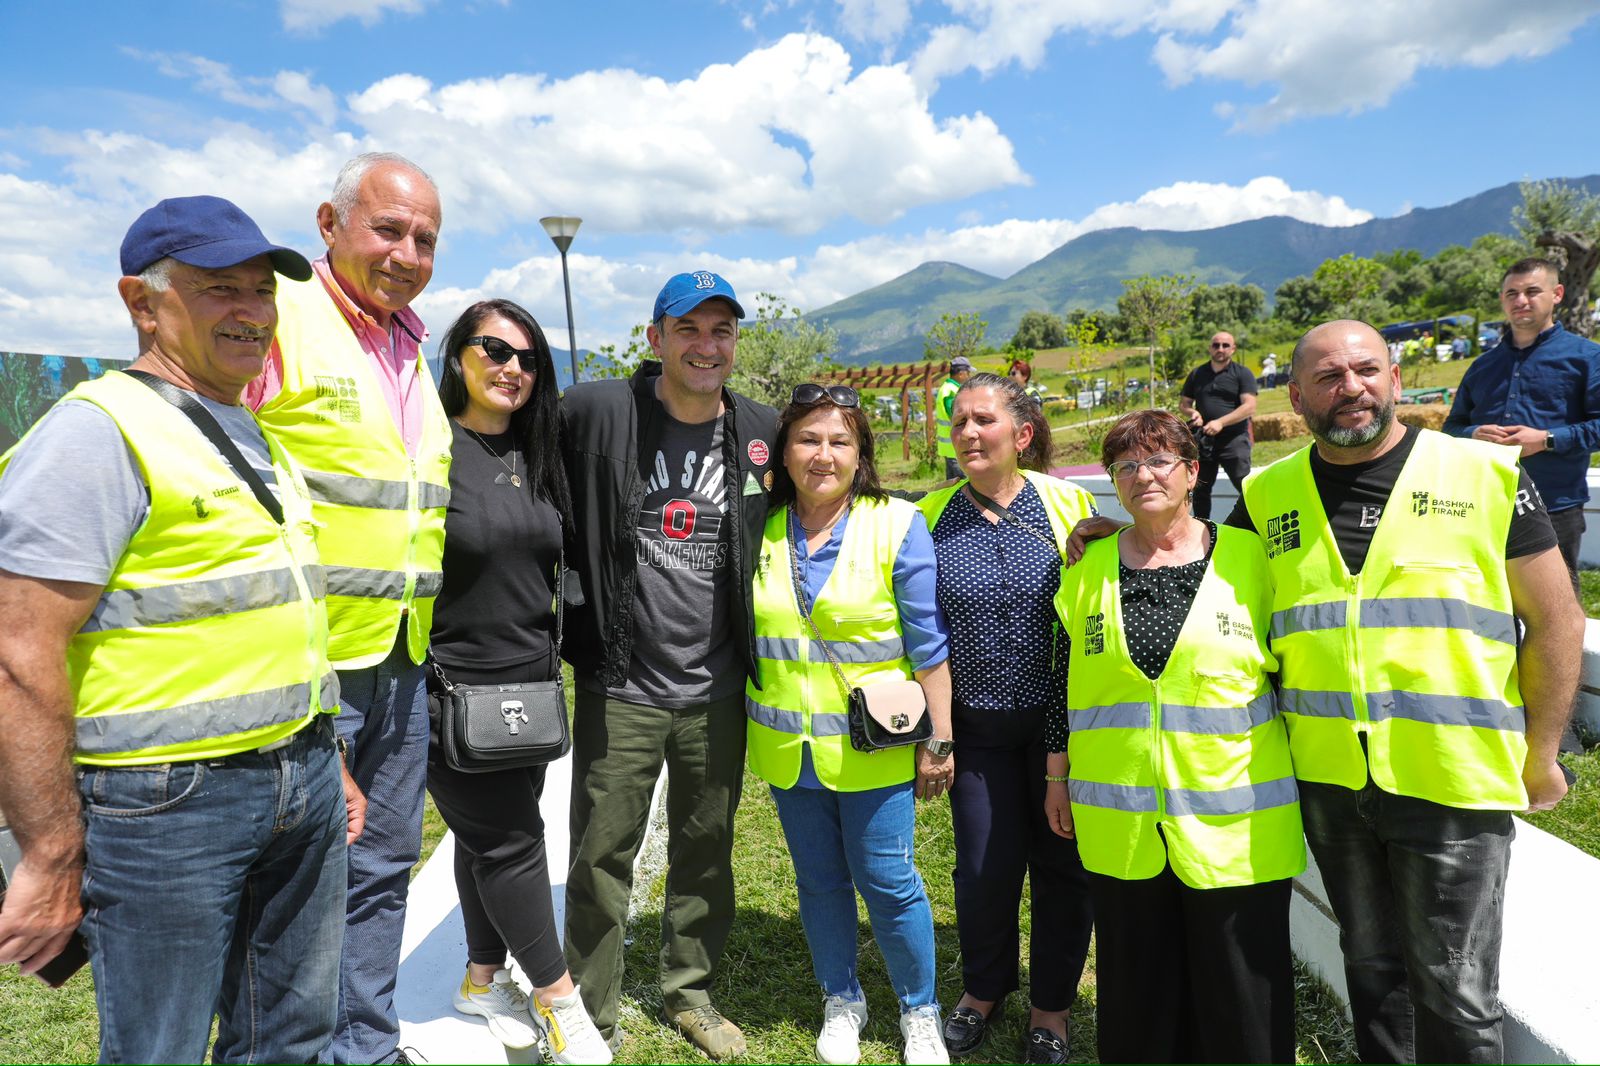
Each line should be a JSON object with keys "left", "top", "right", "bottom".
{"left": 558, "top": 361, "right": 779, "bottom": 689}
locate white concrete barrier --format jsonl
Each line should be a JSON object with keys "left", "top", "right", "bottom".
{"left": 1576, "top": 618, "right": 1600, "bottom": 744}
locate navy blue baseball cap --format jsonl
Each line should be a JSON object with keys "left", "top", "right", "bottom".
{"left": 120, "top": 195, "right": 313, "bottom": 281}
{"left": 652, "top": 271, "right": 746, "bottom": 323}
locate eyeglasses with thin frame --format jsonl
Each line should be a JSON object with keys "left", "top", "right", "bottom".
{"left": 1107, "top": 452, "right": 1185, "bottom": 480}
{"left": 464, "top": 335, "right": 539, "bottom": 373}
{"left": 790, "top": 383, "right": 860, "bottom": 408}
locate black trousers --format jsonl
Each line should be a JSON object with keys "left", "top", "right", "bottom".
{"left": 425, "top": 659, "right": 568, "bottom": 987}
{"left": 1090, "top": 865, "right": 1295, "bottom": 1064}
{"left": 1549, "top": 504, "right": 1585, "bottom": 596}
{"left": 948, "top": 704, "right": 1093, "bottom": 1009}
{"left": 1193, "top": 434, "right": 1252, "bottom": 520}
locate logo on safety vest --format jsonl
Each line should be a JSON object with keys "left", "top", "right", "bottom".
{"left": 1265, "top": 510, "right": 1300, "bottom": 558}
{"left": 1216, "top": 610, "right": 1254, "bottom": 641}
{"left": 1412, "top": 490, "right": 1475, "bottom": 519}
{"left": 1083, "top": 613, "right": 1105, "bottom": 655}
{"left": 1412, "top": 491, "right": 1430, "bottom": 517}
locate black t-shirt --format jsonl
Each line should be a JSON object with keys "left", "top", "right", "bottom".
{"left": 431, "top": 422, "right": 563, "bottom": 673}
{"left": 1223, "top": 426, "right": 1558, "bottom": 573}
{"left": 1181, "top": 360, "right": 1257, "bottom": 443}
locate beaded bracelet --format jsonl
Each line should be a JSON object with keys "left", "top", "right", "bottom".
{"left": 1044, "top": 774, "right": 1069, "bottom": 783}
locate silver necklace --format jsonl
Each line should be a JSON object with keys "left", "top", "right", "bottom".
{"left": 464, "top": 426, "right": 520, "bottom": 487}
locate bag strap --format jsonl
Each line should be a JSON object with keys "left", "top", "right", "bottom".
{"left": 785, "top": 508, "right": 856, "bottom": 702}
{"left": 965, "top": 482, "right": 1063, "bottom": 562}
{"left": 124, "top": 370, "right": 285, "bottom": 527}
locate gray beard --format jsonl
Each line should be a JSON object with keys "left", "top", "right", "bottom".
{"left": 1306, "top": 398, "right": 1395, "bottom": 448}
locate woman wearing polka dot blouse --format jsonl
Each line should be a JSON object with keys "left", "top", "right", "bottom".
{"left": 917, "top": 373, "right": 1098, "bottom": 1065}
{"left": 1050, "top": 410, "right": 1303, "bottom": 1064}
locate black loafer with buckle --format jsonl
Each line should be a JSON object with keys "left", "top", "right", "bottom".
{"left": 1025, "top": 1025, "right": 1069, "bottom": 1065}
{"left": 942, "top": 997, "right": 1003, "bottom": 1057}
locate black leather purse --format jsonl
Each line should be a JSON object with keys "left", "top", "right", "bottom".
{"left": 788, "top": 520, "right": 932, "bottom": 753}
{"left": 430, "top": 548, "right": 571, "bottom": 773}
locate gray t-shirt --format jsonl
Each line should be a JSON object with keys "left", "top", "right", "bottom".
{"left": 605, "top": 408, "right": 742, "bottom": 708}
{"left": 0, "top": 392, "right": 277, "bottom": 586}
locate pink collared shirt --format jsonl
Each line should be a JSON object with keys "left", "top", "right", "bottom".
{"left": 245, "top": 255, "right": 428, "bottom": 456}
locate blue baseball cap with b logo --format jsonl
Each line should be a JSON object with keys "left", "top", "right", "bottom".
{"left": 652, "top": 271, "right": 746, "bottom": 323}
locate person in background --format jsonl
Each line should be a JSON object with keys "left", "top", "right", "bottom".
{"left": 424, "top": 300, "right": 609, "bottom": 1062}
{"left": 1007, "top": 359, "right": 1046, "bottom": 404}
{"left": 917, "top": 373, "right": 1095, "bottom": 1064}
{"left": 243, "top": 152, "right": 451, "bottom": 1065}
{"left": 937, "top": 357, "right": 975, "bottom": 478}
{"left": 746, "top": 383, "right": 954, "bottom": 1066}
{"left": 1050, "top": 409, "right": 1302, "bottom": 1063}
{"left": 1179, "top": 332, "right": 1256, "bottom": 520}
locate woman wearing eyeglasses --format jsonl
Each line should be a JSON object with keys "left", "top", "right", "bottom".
{"left": 916, "top": 372, "right": 1095, "bottom": 1065}
{"left": 746, "top": 383, "right": 955, "bottom": 1066}
{"left": 424, "top": 300, "right": 610, "bottom": 1062}
{"left": 1049, "top": 409, "right": 1302, "bottom": 1064}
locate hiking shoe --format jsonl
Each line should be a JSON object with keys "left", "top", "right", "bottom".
{"left": 660, "top": 1003, "right": 748, "bottom": 1059}
{"left": 900, "top": 1004, "right": 950, "bottom": 1065}
{"left": 533, "top": 985, "right": 614, "bottom": 1064}
{"left": 817, "top": 995, "right": 869, "bottom": 1065}
{"left": 452, "top": 968, "right": 537, "bottom": 1049}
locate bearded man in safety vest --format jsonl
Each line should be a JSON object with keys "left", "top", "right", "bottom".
{"left": 243, "top": 152, "right": 451, "bottom": 1065}
{"left": 1230, "top": 320, "right": 1583, "bottom": 1064}
{"left": 0, "top": 196, "right": 359, "bottom": 1062}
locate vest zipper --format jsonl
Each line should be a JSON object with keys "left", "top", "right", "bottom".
{"left": 1151, "top": 678, "right": 1167, "bottom": 819}
{"left": 402, "top": 456, "right": 421, "bottom": 638}
{"left": 282, "top": 525, "right": 321, "bottom": 708}
{"left": 1346, "top": 572, "right": 1367, "bottom": 728}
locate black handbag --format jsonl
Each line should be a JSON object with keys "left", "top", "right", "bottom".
{"left": 429, "top": 547, "right": 572, "bottom": 773}
{"left": 787, "top": 517, "right": 933, "bottom": 753}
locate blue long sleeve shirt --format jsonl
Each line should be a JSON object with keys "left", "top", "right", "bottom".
{"left": 1443, "top": 323, "right": 1600, "bottom": 512}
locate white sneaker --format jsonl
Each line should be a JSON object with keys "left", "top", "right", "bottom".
{"left": 534, "top": 985, "right": 614, "bottom": 1064}
{"left": 817, "top": 995, "right": 869, "bottom": 1065}
{"left": 900, "top": 1004, "right": 950, "bottom": 1065}
{"left": 453, "top": 968, "right": 538, "bottom": 1049}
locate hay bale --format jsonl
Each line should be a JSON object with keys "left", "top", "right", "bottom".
{"left": 1252, "top": 411, "right": 1306, "bottom": 441}
{"left": 1395, "top": 404, "right": 1450, "bottom": 431}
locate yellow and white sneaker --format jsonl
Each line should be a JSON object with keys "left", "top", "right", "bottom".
{"left": 452, "top": 968, "right": 538, "bottom": 1049}
{"left": 533, "top": 986, "right": 614, "bottom": 1065}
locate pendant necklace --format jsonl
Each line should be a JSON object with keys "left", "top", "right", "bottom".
{"left": 465, "top": 426, "right": 521, "bottom": 487}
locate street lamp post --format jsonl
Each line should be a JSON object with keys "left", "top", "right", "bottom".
{"left": 539, "top": 215, "right": 582, "bottom": 384}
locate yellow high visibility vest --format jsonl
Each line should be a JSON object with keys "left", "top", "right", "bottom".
{"left": 746, "top": 497, "right": 919, "bottom": 792}
{"left": 919, "top": 469, "right": 1097, "bottom": 549}
{"left": 0, "top": 372, "right": 337, "bottom": 767}
{"left": 260, "top": 276, "right": 453, "bottom": 669}
{"left": 935, "top": 378, "right": 960, "bottom": 460}
{"left": 1055, "top": 525, "right": 1304, "bottom": 888}
{"left": 1242, "top": 430, "right": 1527, "bottom": 810}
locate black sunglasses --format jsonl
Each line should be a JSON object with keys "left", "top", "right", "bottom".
{"left": 790, "top": 383, "right": 860, "bottom": 408}
{"left": 1211, "top": 341, "right": 1234, "bottom": 349}
{"left": 464, "top": 335, "right": 539, "bottom": 372}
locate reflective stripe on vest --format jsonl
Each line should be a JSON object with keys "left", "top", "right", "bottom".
{"left": 1243, "top": 430, "right": 1527, "bottom": 810}
{"left": 745, "top": 498, "right": 919, "bottom": 792}
{"left": 0, "top": 372, "right": 337, "bottom": 766}
{"left": 1055, "top": 524, "right": 1304, "bottom": 888}
{"left": 262, "top": 275, "right": 453, "bottom": 670}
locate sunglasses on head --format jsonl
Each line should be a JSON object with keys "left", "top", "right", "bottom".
{"left": 464, "top": 336, "right": 539, "bottom": 372}
{"left": 790, "top": 383, "right": 860, "bottom": 408}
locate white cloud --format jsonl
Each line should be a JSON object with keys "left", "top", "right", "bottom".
{"left": 280, "top": 0, "right": 430, "bottom": 33}
{"left": 838, "top": 0, "right": 915, "bottom": 43}
{"left": 126, "top": 50, "right": 338, "bottom": 125}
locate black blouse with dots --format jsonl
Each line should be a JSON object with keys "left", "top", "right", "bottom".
{"left": 1040, "top": 520, "right": 1218, "bottom": 751}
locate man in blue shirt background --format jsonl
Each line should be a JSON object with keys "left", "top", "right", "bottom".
{"left": 1445, "top": 256, "right": 1600, "bottom": 595}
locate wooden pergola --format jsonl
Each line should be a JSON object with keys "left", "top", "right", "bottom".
{"left": 817, "top": 361, "right": 952, "bottom": 460}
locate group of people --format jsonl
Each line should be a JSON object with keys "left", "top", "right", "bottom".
{"left": 0, "top": 146, "right": 1593, "bottom": 1066}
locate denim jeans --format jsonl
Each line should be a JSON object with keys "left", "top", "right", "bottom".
{"left": 1299, "top": 779, "right": 1513, "bottom": 1064}
{"left": 328, "top": 634, "right": 430, "bottom": 1064}
{"left": 769, "top": 780, "right": 938, "bottom": 1013}
{"left": 78, "top": 717, "right": 346, "bottom": 1064}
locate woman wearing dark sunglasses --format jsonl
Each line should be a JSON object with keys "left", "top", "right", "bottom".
{"left": 425, "top": 300, "right": 610, "bottom": 1062}
{"left": 745, "top": 382, "right": 955, "bottom": 1065}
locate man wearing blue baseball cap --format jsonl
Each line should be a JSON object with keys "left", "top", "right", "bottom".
{"left": 560, "top": 271, "right": 777, "bottom": 1058}
{"left": 0, "top": 196, "right": 360, "bottom": 1062}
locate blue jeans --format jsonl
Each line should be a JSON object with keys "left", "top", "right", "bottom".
{"left": 1299, "top": 778, "right": 1513, "bottom": 1064}
{"left": 78, "top": 717, "right": 346, "bottom": 1064}
{"left": 328, "top": 634, "right": 430, "bottom": 1064}
{"left": 769, "top": 780, "right": 937, "bottom": 1013}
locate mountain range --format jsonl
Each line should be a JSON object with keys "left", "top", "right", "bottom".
{"left": 810, "top": 175, "right": 1600, "bottom": 365}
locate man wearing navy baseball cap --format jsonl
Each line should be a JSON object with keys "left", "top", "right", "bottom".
{"left": 560, "top": 272, "right": 776, "bottom": 1058}
{"left": 0, "top": 195, "right": 360, "bottom": 1062}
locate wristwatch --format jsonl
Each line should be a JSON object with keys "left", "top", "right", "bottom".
{"left": 925, "top": 737, "right": 955, "bottom": 758}
{"left": 1546, "top": 431, "right": 1555, "bottom": 451}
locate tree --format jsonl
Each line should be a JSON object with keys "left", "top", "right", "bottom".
{"left": 575, "top": 323, "right": 650, "bottom": 381}
{"left": 924, "top": 311, "right": 987, "bottom": 365}
{"left": 1514, "top": 178, "right": 1600, "bottom": 338}
{"left": 1272, "top": 274, "right": 1329, "bottom": 327}
{"left": 1118, "top": 274, "right": 1194, "bottom": 405}
{"left": 728, "top": 293, "right": 840, "bottom": 408}
{"left": 1313, "top": 254, "right": 1386, "bottom": 319}
{"left": 1011, "top": 310, "right": 1066, "bottom": 351}
{"left": 1189, "top": 283, "right": 1265, "bottom": 331}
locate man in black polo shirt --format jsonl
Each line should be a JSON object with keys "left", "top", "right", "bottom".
{"left": 1180, "top": 331, "right": 1257, "bottom": 519}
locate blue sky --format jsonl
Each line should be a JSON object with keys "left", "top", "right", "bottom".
{"left": 3, "top": 0, "right": 1598, "bottom": 360}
